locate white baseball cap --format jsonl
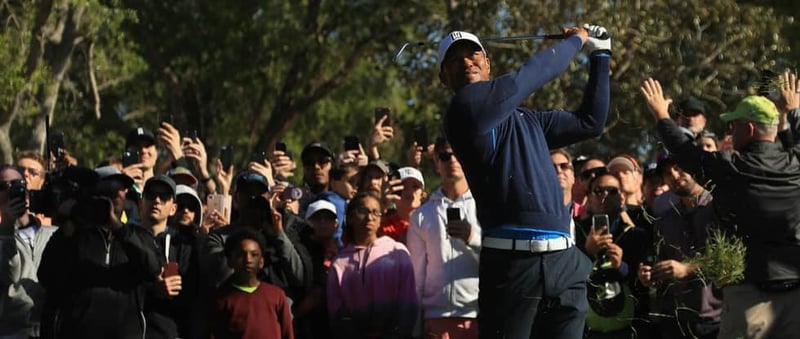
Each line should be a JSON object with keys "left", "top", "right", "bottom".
{"left": 305, "top": 199, "right": 337, "bottom": 220}
{"left": 438, "top": 31, "right": 486, "bottom": 69}
{"left": 398, "top": 167, "right": 425, "bottom": 188}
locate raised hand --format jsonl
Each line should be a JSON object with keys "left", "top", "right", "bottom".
{"left": 779, "top": 71, "right": 799, "bottom": 113}
{"left": 640, "top": 78, "right": 672, "bottom": 120}
{"left": 157, "top": 122, "right": 183, "bottom": 161}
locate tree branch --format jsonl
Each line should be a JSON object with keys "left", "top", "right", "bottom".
{"left": 87, "top": 40, "right": 101, "bottom": 119}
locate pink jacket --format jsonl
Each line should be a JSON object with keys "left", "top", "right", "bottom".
{"left": 326, "top": 236, "right": 418, "bottom": 338}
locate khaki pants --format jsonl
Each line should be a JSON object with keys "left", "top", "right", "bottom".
{"left": 717, "top": 283, "right": 800, "bottom": 339}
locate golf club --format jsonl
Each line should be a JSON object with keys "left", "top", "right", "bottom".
{"left": 393, "top": 33, "right": 565, "bottom": 62}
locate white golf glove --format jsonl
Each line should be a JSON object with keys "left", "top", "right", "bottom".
{"left": 583, "top": 24, "right": 611, "bottom": 55}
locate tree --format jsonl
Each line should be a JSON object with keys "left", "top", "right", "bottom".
{"left": 0, "top": 0, "right": 141, "bottom": 164}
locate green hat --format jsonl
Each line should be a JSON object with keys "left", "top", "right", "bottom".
{"left": 719, "top": 96, "right": 779, "bottom": 125}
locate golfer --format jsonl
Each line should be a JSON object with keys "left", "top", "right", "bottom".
{"left": 440, "top": 25, "right": 611, "bottom": 338}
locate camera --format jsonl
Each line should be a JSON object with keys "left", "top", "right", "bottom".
{"left": 280, "top": 186, "right": 303, "bottom": 201}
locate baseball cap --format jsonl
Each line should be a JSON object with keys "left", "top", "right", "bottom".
{"left": 305, "top": 199, "right": 337, "bottom": 220}
{"left": 719, "top": 95, "right": 779, "bottom": 125}
{"left": 301, "top": 141, "right": 335, "bottom": 164}
{"left": 144, "top": 175, "right": 177, "bottom": 198}
{"left": 438, "top": 31, "right": 486, "bottom": 69}
{"left": 398, "top": 166, "right": 425, "bottom": 188}
{"left": 125, "top": 127, "right": 156, "bottom": 149}
{"left": 365, "top": 159, "right": 390, "bottom": 175}
{"left": 94, "top": 165, "right": 134, "bottom": 188}
{"left": 678, "top": 96, "right": 706, "bottom": 116}
{"left": 168, "top": 166, "right": 198, "bottom": 186}
{"left": 235, "top": 171, "right": 270, "bottom": 192}
{"left": 606, "top": 155, "right": 641, "bottom": 173}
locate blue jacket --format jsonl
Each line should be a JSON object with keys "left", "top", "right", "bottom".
{"left": 444, "top": 35, "right": 610, "bottom": 236}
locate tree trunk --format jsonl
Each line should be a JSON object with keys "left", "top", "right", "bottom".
{"left": 27, "top": 3, "right": 86, "bottom": 154}
{"left": 0, "top": 124, "right": 13, "bottom": 164}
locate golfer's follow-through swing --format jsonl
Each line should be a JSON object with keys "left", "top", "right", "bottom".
{"left": 438, "top": 24, "right": 611, "bottom": 338}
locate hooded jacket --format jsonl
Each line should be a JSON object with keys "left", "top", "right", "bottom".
{"left": 406, "top": 189, "right": 481, "bottom": 319}
{"left": 176, "top": 185, "right": 203, "bottom": 228}
{"left": 37, "top": 222, "right": 162, "bottom": 339}
{"left": 0, "top": 216, "right": 56, "bottom": 337}
{"left": 327, "top": 236, "right": 419, "bottom": 338}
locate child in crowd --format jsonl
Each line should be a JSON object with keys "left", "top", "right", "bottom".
{"left": 209, "top": 229, "right": 294, "bottom": 339}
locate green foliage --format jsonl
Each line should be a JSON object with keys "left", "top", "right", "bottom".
{"left": 0, "top": 0, "right": 797, "bottom": 181}
{"left": 688, "top": 228, "right": 746, "bottom": 287}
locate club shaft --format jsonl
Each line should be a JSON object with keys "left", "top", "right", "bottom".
{"left": 481, "top": 34, "right": 565, "bottom": 42}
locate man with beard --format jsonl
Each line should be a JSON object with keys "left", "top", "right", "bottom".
{"left": 575, "top": 173, "right": 650, "bottom": 338}
{"left": 298, "top": 142, "right": 335, "bottom": 215}
{"left": 172, "top": 185, "right": 203, "bottom": 231}
{"left": 637, "top": 158, "right": 722, "bottom": 339}
{"left": 676, "top": 97, "right": 707, "bottom": 139}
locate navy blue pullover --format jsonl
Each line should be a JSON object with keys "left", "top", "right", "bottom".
{"left": 443, "top": 35, "right": 610, "bottom": 237}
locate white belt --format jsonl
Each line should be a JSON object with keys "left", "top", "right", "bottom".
{"left": 483, "top": 236, "right": 573, "bottom": 253}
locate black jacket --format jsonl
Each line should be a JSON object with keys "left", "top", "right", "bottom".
{"left": 144, "top": 226, "right": 204, "bottom": 339}
{"left": 38, "top": 223, "right": 162, "bottom": 339}
{"left": 658, "top": 118, "right": 800, "bottom": 282}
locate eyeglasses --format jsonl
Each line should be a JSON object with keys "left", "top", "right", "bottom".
{"left": 19, "top": 166, "right": 43, "bottom": 177}
{"left": 553, "top": 162, "right": 573, "bottom": 172}
{"left": 592, "top": 186, "right": 620, "bottom": 196}
{"left": 144, "top": 190, "right": 174, "bottom": 202}
{"left": 438, "top": 152, "right": 455, "bottom": 162}
{"left": 302, "top": 157, "right": 332, "bottom": 167}
{"left": 353, "top": 206, "right": 382, "bottom": 218}
{"left": 580, "top": 167, "right": 608, "bottom": 180}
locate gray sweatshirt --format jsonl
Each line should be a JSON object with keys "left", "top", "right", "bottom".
{"left": 0, "top": 216, "right": 57, "bottom": 337}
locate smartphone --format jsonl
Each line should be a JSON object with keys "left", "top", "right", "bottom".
{"left": 163, "top": 262, "right": 180, "bottom": 277}
{"left": 220, "top": 146, "right": 233, "bottom": 171}
{"left": 186, "top": 130, "right": 198, "bottom": 143}
{"left": 344, "top": 136, "right": 360, "bottom": 151}
{"left": 122, "top": 151, "right": 141, "bottom": 168}
{"left": 592, "top": 214, "right": 610, "bottom": 234}
{"left": 207, "top": 194, "right": 232, "bottom": 217}
{"left": 160, "top": 114, "right": 174, "bottom": 126}
{"left": 374, "top": 107, "right": 391, "bottom": 126}
{"left": 251, "top": 151, "right": 267, "bottom": 163}
{"left": 48, "top": 133, "right": 66, "bottom": 162}
{"left": 7, "top": 180, "right": 26, "bottom": 202}
{"left": 413, "top": 124, "right": 428, "bottom": 148}
{"left": 446, "top": 207, "right": 462, "bottom": 223}
{"left": 275, "top": 142, "right": 287, "bottom": 153}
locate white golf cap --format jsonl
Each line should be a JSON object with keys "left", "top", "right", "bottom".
{"left": 305, "top": 199, "right": 337, "bottom": 220}
{"left": 398, "top": 167, "right": 425, "bottom": 188}
{"left": 438, "top": 31, "right": 486, "bottom": 69}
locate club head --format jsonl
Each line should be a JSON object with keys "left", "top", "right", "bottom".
{"left": 393, "top": 41, "right": 427, "bottom": 63}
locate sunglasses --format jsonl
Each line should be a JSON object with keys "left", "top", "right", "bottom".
{"left": 144, "top": 190, "right": 174, "bottom": 202}
{"left": 592, "top": 186, "right": 620, "bottom": 196}
{"left": 438, "top": 152, "right": 455, "bottom": 162}
{"left": 580, "top": 167, "right": 608, "bottom": 180}
{"left": 553, "top": 162, "right": 573, "bottom": 172}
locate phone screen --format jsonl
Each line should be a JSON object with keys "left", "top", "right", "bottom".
{"left": 592, "top": 214, "right": 610, "bottom": 233}
{"left": 220, "top": 146, "right": 233, "bottom": 171}
{"left": 374, "top": 107, "right": 391, "bottom": 126}
{"left": 446, "top": 207, "right": 462, "bottom": 223}
{"left": 344, "top": 136, "right": 360, "bottom": 151}
{"left": 122, "top": 151, "right": 140, "bottom": 168}
{"left": 413, "top": 124, "right": 428, "bottom": 148}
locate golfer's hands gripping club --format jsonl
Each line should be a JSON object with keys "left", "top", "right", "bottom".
{"left": 583, "top": 24, "right": 611, "bottom": 55}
